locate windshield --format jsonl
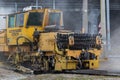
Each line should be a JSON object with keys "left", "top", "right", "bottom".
{"left": 48, "top": 13, "right": 60, "bottom": 26}
{"left": 27, "top": 12, "right": 43, "bottom": 26}
{"left": 16, "top": 13, "right": 24, "bottom": 27}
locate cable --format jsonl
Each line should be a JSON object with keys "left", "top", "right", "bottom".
{"left": 16, "top": 36, "right": 33, "bottom": 52}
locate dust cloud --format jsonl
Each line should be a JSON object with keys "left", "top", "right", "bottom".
{"left": 110, "top": 10, "right": 120, "bottom": 56}
{"left": 99, "top": 10, "right": 120, "bottom": 72}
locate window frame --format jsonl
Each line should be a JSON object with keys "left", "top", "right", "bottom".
{"left": 27, "top": 12, "right": 44, "bottom": 26}
{"left": 48, "top": 12, "right": 61, "bottom": 26}
{"left": 8, "top": 14, "right": 15, "bottom": 28}
{"left": 16, "top": 13, "right": 24, "bottom": 27}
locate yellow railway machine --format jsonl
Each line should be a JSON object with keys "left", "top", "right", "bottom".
{"left": 0, "top": 8, "right": 102, "bottom": 72}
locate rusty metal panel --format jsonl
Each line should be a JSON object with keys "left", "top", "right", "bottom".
{"left": 39, "top": 32, "right": 57, "bottom": 51}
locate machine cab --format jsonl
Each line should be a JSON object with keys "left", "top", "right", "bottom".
{"left": 7, "top": 9, "right": 63, "bottom": 45}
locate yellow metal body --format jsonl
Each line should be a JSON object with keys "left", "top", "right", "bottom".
{"left": 6, "top": 9, "right": 63, "bottom": 45}
{"left": 0, "top": 30, "right": 8, "bottom": 52}
{"left": 55, "top": 60, "right": 77, "bottom": 71}
{"left": 39, "top": 32, "right": 78, "bottom": 70}
{"left": 39, "top": 32, "right": 102, "bottom": 70}
{"left": 39, "top": 32, "right": 57, "bottom": 51}
{"left": 82, "top": 60, "right": 99, "bottom": 69}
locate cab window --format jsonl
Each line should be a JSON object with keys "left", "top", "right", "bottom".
{"left": 8, "top": 15, "right": 15, "bottom": 28}
{"left": 27, "top": 12, "right": 43, "bottom": 26}
{"left": 48, "top": 13, "right": 60, "bottom": 26}
{"left": 16, "top": 13, "right": 24, "bottom": 27}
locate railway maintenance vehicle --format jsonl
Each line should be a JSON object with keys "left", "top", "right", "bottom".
{"left": 0, "top": 8, "right": 102, "bottom": 73}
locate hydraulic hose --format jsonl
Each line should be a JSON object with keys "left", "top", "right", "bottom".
{"left": 16, "top": 36, "right": 33, "bottom": 52}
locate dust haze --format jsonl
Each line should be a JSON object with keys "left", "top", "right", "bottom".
{"left": 99, "top": 10, "right": 120, "bottom": 72}
{"left": 110, "top": 10, "right": 120, "bottom": 56}
{"left": 54, "top": 0, "right": 100, "bottom": 33}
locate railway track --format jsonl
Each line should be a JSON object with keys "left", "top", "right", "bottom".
{"left": 1, "top": 61, "right": 120, "bottom": 77}
{"left": 15, "top": 67, "right": 120, "bottom": 77}
{"left": 63, "top": 70, "right": 120, "bottom": 77}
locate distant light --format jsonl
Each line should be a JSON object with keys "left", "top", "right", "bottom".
{"left": 75, "top": 9, "right": 80, "bottom": 11}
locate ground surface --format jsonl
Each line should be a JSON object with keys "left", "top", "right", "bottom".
{"left": 0, "top": 62, "right": 26, "bottom": 80}
{"left": 22, "top": 74, "right": 120, "bottom": 80}
{"left": 0, "top": 61, "right": 119, "bottom": 80}
{"left": 99, "top": 56, "right": 120, "bottom": 73}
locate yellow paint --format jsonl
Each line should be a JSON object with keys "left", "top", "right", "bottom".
{"left": 0, "top": 30, "right": 8, "bottom": 52}
{"left": 67, "top": 50, "right": 81, "bottom": 58}
{"left": 55, "top": 60, "right": 77, "bottom": 71}
{"left": 39, "top": 32, "right": 57, "bottom": 51}
{"left": 88, "top": 49, "right": 102, "bottom": 57}
{"left": 6, "top": 9, "right": 63, "bottom": 45}
{"left": 83, "top": 60, "right": 99, "bottom": 69}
